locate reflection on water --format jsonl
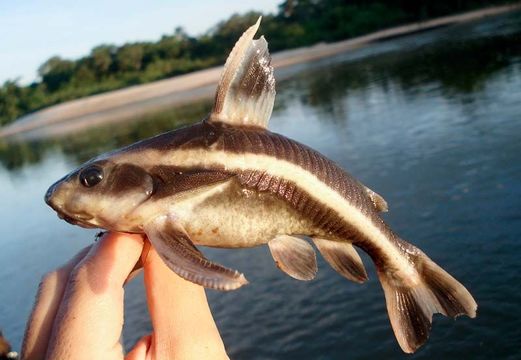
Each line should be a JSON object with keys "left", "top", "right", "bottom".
{"left": 1, "top": 11, "right": 521, "bottom": 359}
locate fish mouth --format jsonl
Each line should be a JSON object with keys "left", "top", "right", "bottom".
{"left": 57, "top": 211, "right": 96, "bottom": 229}
{"left": 45, "top": 184, "right": 96, "bottom": 228}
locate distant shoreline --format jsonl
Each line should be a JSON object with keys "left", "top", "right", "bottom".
{"left": 2, "top": 3, "right": 520, "bottom": 140}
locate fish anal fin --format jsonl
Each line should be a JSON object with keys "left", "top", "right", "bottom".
{"left": 313, "top": 238, "right": 368, "bottom": 283}
{"left": 364, "top": 186, "right": 388, "bottom": 212}
{"left": 144, "top": 215, "right": 248, "bottom": 291}
{"left": 376, "top": 239, "right": 477, "bottom": 353}
{"left": 210, "top": 17, "right": 275, "bottom": 129}
{"left": 268, "top": 235, "right": 317, "bottom": 281}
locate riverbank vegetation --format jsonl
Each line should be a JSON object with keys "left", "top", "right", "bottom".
{"left": 0, "top": 0, "right": 516, "bottom": 126}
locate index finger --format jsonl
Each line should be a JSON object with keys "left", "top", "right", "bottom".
{"left": 143, "top": 244, "right": 229, "bottom": 359}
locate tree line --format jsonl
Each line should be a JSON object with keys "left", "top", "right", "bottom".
{"left": 0, "top": 0, "right": 514, "bottom": 126}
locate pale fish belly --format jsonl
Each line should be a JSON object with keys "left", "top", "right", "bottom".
{"left": 170, "top": 179, "right": 318, "bottom": 248}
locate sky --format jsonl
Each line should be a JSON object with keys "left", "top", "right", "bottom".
{"left": 0, "top": 0, "right": 281, "bottom": 84}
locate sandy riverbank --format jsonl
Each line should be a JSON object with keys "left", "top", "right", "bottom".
{"left": 2, "top": 3, "right": 520, "bottom": 140}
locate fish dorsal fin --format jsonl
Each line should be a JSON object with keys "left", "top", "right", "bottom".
{"left": 364, "top": 186, "right": 388, "bottom": 212}
{"left": 268, "top": 235, "right": 317, "bottom": 281}
{"left": 209, "top": 17, "right": 275, "bottom": 129}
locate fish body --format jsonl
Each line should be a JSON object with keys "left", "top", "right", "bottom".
{"left": 45, "top": 18, "right": 476, "bottom": 353}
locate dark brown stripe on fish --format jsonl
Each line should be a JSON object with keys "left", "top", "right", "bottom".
{"left": 123, "top": 120, "right": 215, "bottom": 154}
{"left": 148, "top": 166, "right": 233, "bottom": 199}
{"left": 107, "top": 163, "right": 153, "bottom": 195}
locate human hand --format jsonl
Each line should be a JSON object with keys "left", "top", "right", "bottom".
{"left": 21, "top": 232, "right": 229, "bottom": 360}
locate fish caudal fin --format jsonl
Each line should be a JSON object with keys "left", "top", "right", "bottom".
{"left": 377, "top": 241, "right": 477, "bottom": 353}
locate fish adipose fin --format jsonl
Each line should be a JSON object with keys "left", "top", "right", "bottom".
{"left": 209, "top": 16, "right": 275, "bottom": 129}
{"left": 312, "top": 238, "right": 368, "bottom": 283}
{"left": 268, "top": 235, "right": 317, "bottom": 281}
{"left": 145, "top": 215, "right": 248, "bottom": 291}
{"left": 377, "top": 240, "right": 477, "bottom": 353}
{"left": 364, "top": 186, "right": 388, "bottom": 212}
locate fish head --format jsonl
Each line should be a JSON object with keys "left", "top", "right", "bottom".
{"left": 45, "top": 158, "right": 154, "bottom": 231}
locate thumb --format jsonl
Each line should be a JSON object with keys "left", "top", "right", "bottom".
{"left": 46, "top": 232, "right": 144, "bottom": 360}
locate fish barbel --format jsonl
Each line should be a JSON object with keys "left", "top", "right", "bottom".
{"left": 45, "top": 18, "right": 477, "bottom": 353}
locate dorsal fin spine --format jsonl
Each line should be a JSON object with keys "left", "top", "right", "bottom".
{"left": 213, "top": 17, "right": 261, "bottom": 115}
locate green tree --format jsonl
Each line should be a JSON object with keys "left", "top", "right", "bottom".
{"left": 72, "top": 62, "right": 96, "bottom": 86}
{"left": 116, "top": 44, "right": 144, "bottom": 72}
{"left": 90, "top": 45, "right": 115, "bottom": 77}
{"left": 38, "top": 56, "right": 76, "bottom": 92}
{"left": 0, "top": 81, "right": 23, "bottom": 125}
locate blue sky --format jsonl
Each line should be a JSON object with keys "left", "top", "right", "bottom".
{"left": 0, "top": 0, "right": 280, "bottom": 84}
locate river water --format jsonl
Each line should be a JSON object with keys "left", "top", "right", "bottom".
{"left": 1, "top": 11, "right": 520, "bottom": 359}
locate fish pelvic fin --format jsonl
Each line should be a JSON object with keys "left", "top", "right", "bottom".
{"left": 377, "top": 239, "right": 477, "bottom": 353}
{"left": 312, "top": 238, "right": 368, "bottom": 283}
{"left": 210, "top": 16, "right": 275, "bottom": 129}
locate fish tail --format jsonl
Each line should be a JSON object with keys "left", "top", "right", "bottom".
{"left": 376, "top": 238, "right": 477, "bottom": 353}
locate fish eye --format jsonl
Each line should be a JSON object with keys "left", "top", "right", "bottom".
{"left": 79, "top": 166, "right": 104, "bottom": 188}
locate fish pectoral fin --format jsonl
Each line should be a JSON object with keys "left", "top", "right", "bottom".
{"left": 144, "top": 216, "right": 248, "bottom": 291}
{"left": 268, "top": 235, "right": 317, "bottom": 281}
{"left": 209, "top": 17, "right": 275, "bottom": 129}
{"left": 312, "top": 238, "right": 368, "bottom": 283}
{"left": 364, "top": 186, "right": 388, "bottom": 212}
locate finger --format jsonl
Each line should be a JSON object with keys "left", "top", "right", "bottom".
{"left": 46, "top": 232, "right": 144, "bottom": 360}
{"left": 143, "top": 245, "right": 228, "bottom": 359}
{"left": 21, "top": 245, "right": 92, "bottom": 360}
{"left": 121, "top": 239, "right": 151, "bottom": 286}
{"left": 124, "top": 263, "right": 143, "bottom": 286}
{"left": 121, "top": 240, "right": 150, "bottom": 286}
{"left": 125, "top": 334, "right": 152, "bottom": 360}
